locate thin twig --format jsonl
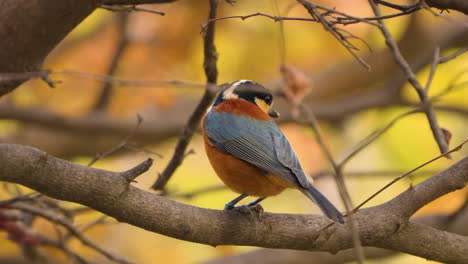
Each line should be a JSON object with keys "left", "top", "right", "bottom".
{"left": 375, "top": 0, "right": 421, "bottom": 11}
{"left": 336, "top": 7, "right": 420, "bottom": 25}
{"left": 0, "top": 193, "right": 38, "bottom": 207}
{"left": 312, "top": 169, "right": 441, "bottom": 180}
{"left": 350, "top": 139, "right": 467, "bottom": 213}
{"left": 92, "top": 12, "right": 130, "bottom": 112}
{"left": 0, "top": 69, "right": 206, "bottom": 88}
{"left": 339, "top": 109, "right": 420, "bottom": 167}
{"left": 431, "top": 72, "right": 467, "bottom": 100}
{"left": 433, "top": 104, "right": 468, "bottom": 116}
{"left": 299, "top": 104, "right": 366, "bottom": 264}
{"left": 123, "top": 143, "right": 164, "bottom": 158}
{"left": 151, "top": 0, "right": 220, "bottom": 190}
{"left": 0, "top": 70, "right": 60, "bottom": 87}
{"left": 203, "top": 5, "right": 420, "bottom": 28}
{"left": 12, "top": 203, "right": 133, "bottom": 264}
{"left": 120, "top": 158, "right": 154, "bottom": 182}
{"left": 297, "top": 0, "right": 371, "bottom": 70}
{"left": 424, "top": 46, "right": 440, "bottom": 92}
{"left": 424, "top": 47, "right": 467, "bottom": 92}
{"left": 205, "top": 12, "right": 317, "bottom": 27}
{"left": 101, "top": 4, "right": 165, "bottom": 16}
{"left": 368, "top": 0, "right": 450, "bottom": 157}
{"left": 273, "top": 0, "right": 287, "bottom": 66}
{"left": 421, "top": 1, "right": 468, "bottom": 27}
{"left": 438, "top": 47, "right": 467, "bottom": 63}
{"left": 64, "top": 215, "right": 109, "bottom": 242}
{"left": 88, "top": 115, "right": 144, "bottom": 166}
{"left": 39, "top": 234, "right": 90, "bottom": 264}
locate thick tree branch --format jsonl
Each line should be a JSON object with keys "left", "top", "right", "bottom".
{"left": 204, "top": 248, "right": 395, "bottom": 264}
{"left": 0, "top": 144, "right": 467, "bottom": 263}
{"left": 425, "top": 0, "right": 468, "bottom": 15}
{"left": 204, "top": 211, "right": 468, "bottom": 264}
{"left": 377, "top": 0, "right": 468, "bottom": 14}
{"left": 0, "top": 0, "right": 98, "bottom": 96}
{"left": 0, "top": 0, "right": 177, "bottom": 96}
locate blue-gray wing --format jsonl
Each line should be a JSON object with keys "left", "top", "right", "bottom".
{"left": 204, "top": 111, "right": 311, "bottom": 189}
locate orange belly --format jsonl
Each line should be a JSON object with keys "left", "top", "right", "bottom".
{"left": 203, "top": 137, "right": 294, "bottom": 197}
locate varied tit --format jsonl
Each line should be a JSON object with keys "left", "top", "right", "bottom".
{"left": 202, "top": 80, "right": 344, "bottom": 224}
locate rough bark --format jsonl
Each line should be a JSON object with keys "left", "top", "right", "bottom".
{"left": 0, "top": 0, "right": 99, "bottom": 95}
{"left": 0, "top": 144, "right": 467, "bottom": 263}
{"left": 0, "top": 0, "right": 177, "bottom": 96}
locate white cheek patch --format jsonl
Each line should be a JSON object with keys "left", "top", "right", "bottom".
{"left": 223, "top": 89, "right": 239, "bottom": 100}
{"left": 232, "top": 80, "right": 254, "bottom": 88}
{"left": 223, "top": 80, "right": 256, "bottom": 100}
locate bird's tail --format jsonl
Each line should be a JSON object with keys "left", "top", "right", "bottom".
{"left": 300, "top": 185, "right": 344, "bottom": 224}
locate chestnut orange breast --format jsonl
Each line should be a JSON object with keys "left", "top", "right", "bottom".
{"left": 201, "top": 115, "right": 291, "bottom": 197}
{"left": 214, "top": 99, "right": 270, "bottom": 121}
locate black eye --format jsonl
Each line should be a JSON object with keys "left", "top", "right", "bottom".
{"left": 264, "top": 95, "right": 272, "bottom": 105}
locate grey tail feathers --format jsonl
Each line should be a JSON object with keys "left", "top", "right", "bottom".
{"left": 300, "top": 185, "right": 344, "bottom": 224}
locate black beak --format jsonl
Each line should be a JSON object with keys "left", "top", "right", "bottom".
{"left": 268, "top": 108, "right": 280, "bottom": 118}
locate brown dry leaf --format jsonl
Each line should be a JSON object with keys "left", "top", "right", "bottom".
{"left": 280, "top": 64, "right": 312, "bottom": 107}
{"left": 440, "top": 127, "right": 452, "bottom": 146}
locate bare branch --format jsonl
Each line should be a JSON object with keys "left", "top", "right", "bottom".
{"left": 297, "top": 0, "right": 371, "bottom": 69}
{"left": 37, "top": 234, "right": 90, "bottom": 264}
{"left": 92, "top": 12, "right": 130, "bottom": 112}
{"left": 203, "top": 12, "right": 318, "bottom": 32}
{"left": 203, "top": 7, "right": 421, "bottom": 30}
{"left": 375, "top": 0, "right": 420, "bottom": 11}
{"left": 120, "top": 158, "right": 153, "bottom": 182}
{"left": 0, "top": 70, "right": 59, "bottom": 87}
{"left": 368, "top": 0, "right": 450, "bottom": 156}
{"left": 351, "top": 139, "right": 467, "bottom": 214}
{"left": 312, "top": 169, "right": 442, "bottom": 180}
{"left": 0, "top": 144, "right": 467, "bottom": 263}
{"left": 203, "top": 247, "right": 395, "bottom": 264}
{"left": 0, "top": 69, "right": 205, "bottom": 88}
{"left": 299, "top": 104, "right": 365, "bottom": 263}
{"left": 1, "top": 15, "right": 466, "bottom": 159}
{"left": 439, "top": 47, "right": 467, "bottom": 63}
{"left": 101, "top": 5, "right": 165, "bottom": 15}
{"left": 204, "top": 211, "right": 468, "bottom": 264}
{"left": 11, "top": 202, "right": 133, "bottom": 264}
{"left": 424, "top": 0, "right": 468, "bottom": 15}
{"left": 0, "top": 0, "right": 179, "bottom": 96}
{"left": 338, "top": 109, "right": 420, "bottom": 166}
{"left": 151, "top": 0, "right": 219, "bottom": 190}
{"left": 424, "top": 46, "right": 440, "bottom": 92}
{"left": 0, "top": 0, "right": 97, "bottom": 96}
{"left": 87, "top": 115, "right": 145, "bottom": 166}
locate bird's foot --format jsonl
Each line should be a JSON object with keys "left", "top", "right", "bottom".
{"left": 228, "top": 204, "right": 264, "bottom": 219}
{"left": 224, "top": 203, "right": 236, "bottom": 210}
{"left": 249, "top": 204, "right": 264, "bottom": 218}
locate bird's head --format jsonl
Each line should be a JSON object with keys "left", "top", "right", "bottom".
{"left": 212, "top": 80, "right": 280, "bottom": 119}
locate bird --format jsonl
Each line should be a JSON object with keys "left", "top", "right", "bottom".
{"left": 202, "top": 80, "right": 344, "bottom": 224}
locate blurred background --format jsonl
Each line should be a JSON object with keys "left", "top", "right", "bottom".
{"left": 0, "top": 0, "right": 467, "bottom": 263}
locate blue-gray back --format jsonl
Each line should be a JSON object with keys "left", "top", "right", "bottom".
{"left": 204, "top": 111, "right": 311, "bottom": 189}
